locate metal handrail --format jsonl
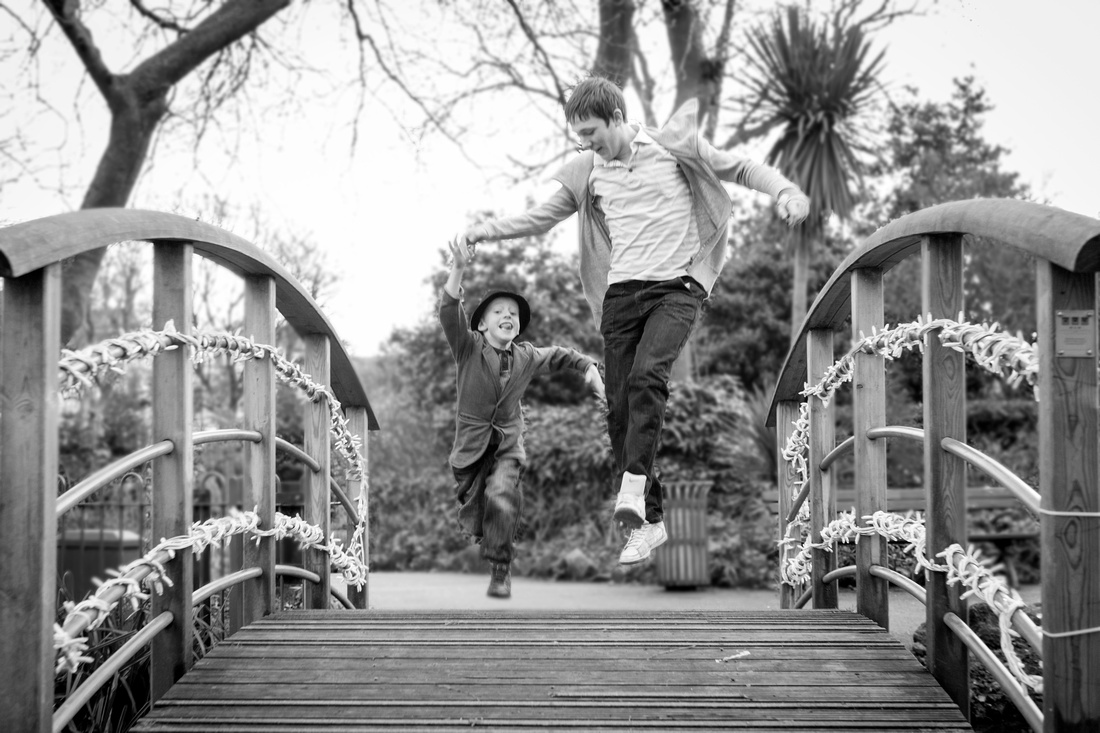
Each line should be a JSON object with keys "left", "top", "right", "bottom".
{"left": 941, "top": 438, "right": 1041, "bottom": 514}
{"left": 57, "top": 429, "right": 264, "bottom": 517}
{"left": 51, "top": 611, "right": 174, "bottom": 733}
{"left": 944, "top": 612, "right": 1042, "bottom": 732}
{"left": 192, "top": 567, "right": 263, "bottom": 606}
{"left": 275, "top": 437, "right": 321, "bottom": 473}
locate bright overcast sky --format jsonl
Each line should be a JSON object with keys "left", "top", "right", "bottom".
{"left": 3, "top": 0, "right": 1098, "bottom": 359}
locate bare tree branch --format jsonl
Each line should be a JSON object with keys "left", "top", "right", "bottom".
{"left": 41, "top": 0, "right": 115, "bottom": 99}
{"left": 505, "top": 0, "right": 568, "bottom": 106}
{"left": 128, "top": 0, "right": 188, "bottom": 35}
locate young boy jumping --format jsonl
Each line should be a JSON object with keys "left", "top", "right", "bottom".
{"left": 460, "top": 76, "right": 809, "bottom": 566}
{"left": 440, "top": 237, "right": 605, "bottom": 598}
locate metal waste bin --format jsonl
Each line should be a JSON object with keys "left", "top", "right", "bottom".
{"left": 655, "top": 480, "right": 712, "bottom": 588}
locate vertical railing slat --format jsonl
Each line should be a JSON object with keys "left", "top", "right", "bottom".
{"left": 150, "top": 243, "right": 195, "bottom": 701}
{"left": 0, "top": 264, "right": 60, "bottom": 732}
{"left": 345, "top": 406, "right": 370, "bottom": 609}
{"left": 242, "top": 275, "right": 277, "bottom": 626}
{"left": 921, "top": 233, "right": 969, "bottom": 715}
{"left": 303, "top": 333, "right": 332, "bottom": 608}
{"left": 776, "top": 399, "right": 802, "bottom": 609}
{"left": 1037, "top": 262, "right": 1100, "bottom": 731}
{"left": 851, "top": 267, "right": 889, "bottom": 628}
{"left": 808, "top": 328, "right": 837, "bottom": 609}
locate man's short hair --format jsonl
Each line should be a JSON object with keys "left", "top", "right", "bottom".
{"left": 564, "top": 76, "right": 627, "bottom": 125}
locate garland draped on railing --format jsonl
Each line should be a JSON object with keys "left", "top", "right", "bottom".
{"left": 781, "top": 315, "right": 1039, "bottom": 521}
{"left": 54, "top": 508, "right": 367, "bottom": 675}
{"left": 782, "top": 510, "right": 1043, "bottom": 694}
{"left": 776, "top": 315, "right": 1043, "bottom": 694}
{"left": 56, "top": 323, "right": 370, "bottom": 583}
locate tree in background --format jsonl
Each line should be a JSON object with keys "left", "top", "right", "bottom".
{"left": 738, "top": 4, "right": 886, "bottom": 344}
{"left": 3, "top": 1, "right": 469, "bottom": 345}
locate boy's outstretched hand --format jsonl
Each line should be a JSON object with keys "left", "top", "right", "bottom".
{"left": 585, "top": 363, "right": 606, "bottom": 402}
{"left": 448, "top": 235, "right": 474, "bottom": 270}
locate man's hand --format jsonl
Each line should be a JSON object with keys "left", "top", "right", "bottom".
{"left": 777, "top": 189, "right": 810, "bottom": 227}
{"left": 585, "top": 363, "right": 606, "bottom": 402}
{"left": 459, "top": 225, "right": 485, "bottom": 259}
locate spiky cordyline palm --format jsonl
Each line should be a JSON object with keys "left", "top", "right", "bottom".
{"left": 740, "top": 5, "right": 885, "bottom": 340}
{"left": 743, "top": 6, "right": 883, "bottom": 227}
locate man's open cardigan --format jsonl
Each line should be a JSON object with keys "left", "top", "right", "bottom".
{"left": 476, "top": 98, "right": 799, "bottom": 327}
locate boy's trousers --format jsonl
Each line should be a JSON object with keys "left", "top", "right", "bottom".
{"left": 453, "top": 439, "right": 525, "bottom": 565}
{"left": 600, "top": 276, "right": 704, "bottom": 524}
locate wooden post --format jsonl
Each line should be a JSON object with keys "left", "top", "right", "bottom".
{"left": 921, "top": 234, "right": 969, "bottom": 715}
{"left": 851, "top": 268, "right": 889, "bottom": 628}
{"left": 808, "top": 328, "right": 837, "bottom": 609}
{"left": 776, "top": 399, "right": 803, "bottom": 608}
{"left": 1037, "top": 262, "right": 1100, "bottom": 732}
{"left": 303, "top": 334, "right": 332, "bottom": 609}
{"left": 345, "top": 407, "right": 370, "bottom": 609}
{"left": 0, "top": 264, "right": 60, "bottom": 732}
{"left": 242, "top": 275, "right": 276, "bottom": 626}
{"left": 151, "top": 243, "right": 194, "bottom": 701}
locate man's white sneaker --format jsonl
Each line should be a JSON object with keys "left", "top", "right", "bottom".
{"left": 612, "top": 491, "right": 645, "bottom": 530}
{"left": 618, "top": 521, "right": 667, "bottom": 565}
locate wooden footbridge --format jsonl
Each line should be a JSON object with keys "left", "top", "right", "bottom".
{"left": 1, "top": 202, "right": 1098, "bottom": 732}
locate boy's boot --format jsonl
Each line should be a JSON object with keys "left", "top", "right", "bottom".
{"left": 487, "top": 562, "right": 511, "bottom": 599}
{"left": 612, "top": 472, "right": 647, "bottom": 531}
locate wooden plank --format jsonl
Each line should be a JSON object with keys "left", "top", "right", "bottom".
{"left": 851, "top": 268, "right": 888, "bottom": 628}
{"left": 151, "top": 243, "right": 195, "bottom": 701}
{"left": 0, "top": 264, "right": 60, "bottom": 733}
{"left": 807, "top": 328, "right": 837, "bottom": 609}
{"left": 1037, "top": 262, "right": 1100, "bottom": 731}
{"left": 921, "top": 234, "right": 969, "bottom": 715}
{"left": 131, "top": 610, "right": 970, "bottom": 732}
{"left": 242, "top": 274, "right": 277, "bottom": 627}
{"left": 302, "top": 333, "right": 332, "bottom": 608}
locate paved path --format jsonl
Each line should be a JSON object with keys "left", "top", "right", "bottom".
{"left": 345, "top": 572, "right": 1041, "bottom": 651}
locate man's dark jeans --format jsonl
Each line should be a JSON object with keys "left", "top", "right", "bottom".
{"left": 600, "top": 277, "right": 704, "bottom": 524}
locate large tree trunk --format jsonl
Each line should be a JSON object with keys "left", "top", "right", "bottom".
{"left": 594, "top": 0, "right": 636, "bottom": 86}
{"left": 43, "top": 0, "right": 291, "bottom": 345}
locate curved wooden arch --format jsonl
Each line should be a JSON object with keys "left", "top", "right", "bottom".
{"left": 767, "top": 199, "right": 1100, "bottom": 424}
{"left": 0, "top": 208, "right": 377, "bottom": 427}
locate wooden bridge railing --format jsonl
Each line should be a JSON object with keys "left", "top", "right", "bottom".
{"left": 0, "top": 209, "right": 378, "bottom": 732}
{"left": 768, "top": 199, "right": 1100, "bottom": 732}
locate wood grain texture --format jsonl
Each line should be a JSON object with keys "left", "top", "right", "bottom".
{"left": 1037, "top": 263, "right": 1100, "bottom": 730}
{"left": 851, "top": 269, "right": 888, "bottom": 629}
{"left": 242, "top": 275, "right": 277, "bottom": 626}
{"left": 775, "top": 400, "right": 803, "bottom": 610}
{"left": 807, "top": 329, "right": 837, "bottom": 609}
{"left": 0, "top": 264, "right": 60, "bottom": 732}
{"left": 303, "top": 333, "right": 332, "bottom": 609}
{"left": 130, "top": 610, "right": 971, "bottom": 731}
{"left": 345, "top": 407, "right": 370, "bottom": 610}
{"left": 921, "top": 235, "right": 969, "bottom": 714}
{"left": 151, "top": 244, "right": 196, "bottom": 701}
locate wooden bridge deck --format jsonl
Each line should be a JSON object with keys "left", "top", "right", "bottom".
{"left": 131, "top": 610, "right": 971, "bottom": 732}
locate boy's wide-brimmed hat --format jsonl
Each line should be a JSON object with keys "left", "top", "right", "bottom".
{"left": 471, "top": 290, "right": 531, "bottom": 335}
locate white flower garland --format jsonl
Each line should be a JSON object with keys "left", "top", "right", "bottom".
{"left": 784, "top": 510, "right": 1042, "bottom": 693}
{"left": 776, "top": 317, "right": 1043, "bottom": 692}
{"left": 781, "top": 315, "right": 1038, "bottom": 515}
{"left": 57, "top": 323, "right": 370, "bottom": 581}
{"left": 54, "top": 508, "right": 366, "bottom": 675}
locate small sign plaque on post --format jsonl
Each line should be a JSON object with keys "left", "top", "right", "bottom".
{"left": 1055, "top": 310, "right": 1096, "bottom": 358}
